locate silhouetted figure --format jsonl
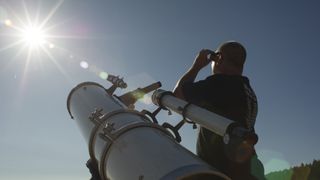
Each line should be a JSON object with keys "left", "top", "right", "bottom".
{"left": 174, "top": 41, "right": 265, "bottom": 180}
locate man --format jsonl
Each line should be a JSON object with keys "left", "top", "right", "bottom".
{"left": 173, "top": 41, "right": 265, "bottom": 180}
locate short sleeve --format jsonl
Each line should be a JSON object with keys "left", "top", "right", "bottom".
{"left": 181, "top": 80, "right": 208, "bottom": 104}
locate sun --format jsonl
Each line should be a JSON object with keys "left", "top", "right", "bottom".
{"left": 0, "top": 0, "right": 105, "bottom": 84}
{"left": 0, "top": 1, "right": 67, "bottom": 78}
{"left": 21, "top": 25, "right": 47, "bottom": 48}
{"left": 1, "top": 0, "right": 67, "bottom": 54}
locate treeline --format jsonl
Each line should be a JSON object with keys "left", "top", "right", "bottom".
{"left": 266, "top": 159, "right": 320, "bottom": 180}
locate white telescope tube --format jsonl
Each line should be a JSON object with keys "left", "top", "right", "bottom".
{"left": 152, "top": 89, "right": 235, "bottom": 136}
{"left": 67, "top": 82, "right": 231, "bottom": 180}
{"left": 152, "top": 89, "right": 258, "bottom": 163}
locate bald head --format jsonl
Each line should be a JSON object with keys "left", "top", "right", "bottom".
{"left": 217, "top": 41, "right": 246, "bottom": 68}
{"left": 212, "top": 41, "right": 247, "bottom": 75}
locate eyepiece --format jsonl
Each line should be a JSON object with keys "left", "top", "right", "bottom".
{"left": 207, "top": 50, "right": 217, "bottom": 62}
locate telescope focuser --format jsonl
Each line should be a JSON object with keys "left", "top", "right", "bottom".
{"left": 118, "top": 81, "right": 162, "bottom": 107}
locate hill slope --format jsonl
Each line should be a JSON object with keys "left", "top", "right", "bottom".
{"left": 266, "top": 159, "right": 320, "bottom": 180}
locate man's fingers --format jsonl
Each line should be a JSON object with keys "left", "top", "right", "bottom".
{"left": 200, "top": 49, "right": 215, "bottom": 56}
{"left": 200, "top": 49, "right": 215, "bottom": 60}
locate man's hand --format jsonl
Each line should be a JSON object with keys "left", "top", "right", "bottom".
{"left": 191, "top": 49, "right": 215, "bottom": 71}
{"left": 173, "top": 49, "right": 214, "bottom": 99}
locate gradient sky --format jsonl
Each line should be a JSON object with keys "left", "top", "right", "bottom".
{"left": 1, "top": 0, "right": 320, "bottom": 179}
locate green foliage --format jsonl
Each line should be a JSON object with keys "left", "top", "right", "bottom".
{"left": 266, "top": 159, "right": 320, "bottom": 180}
{"left": 266, "top": 169, "right": 293, "bottom": 180}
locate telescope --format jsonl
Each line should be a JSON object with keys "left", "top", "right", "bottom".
{"left": 67, "top": 75, "right": 256, "bottom": 180}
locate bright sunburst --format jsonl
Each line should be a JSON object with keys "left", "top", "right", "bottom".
{"left": 0, "top": 0, "right": 75, "bottom": 84}
{"left": 21, "top": 25, "right": 47, "bottom": 48}
{"left": 1, "top": 0, "right": 108, "bottom": 85}
{"left": 0, "top": 0, "right": 67, "bottom": 69}
{"left": 0, "top": 0, "right": 65, "bottom": 56}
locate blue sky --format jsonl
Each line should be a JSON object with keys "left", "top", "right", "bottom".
{"left": 1, "top": 0, "right": 320, "bottom": 179}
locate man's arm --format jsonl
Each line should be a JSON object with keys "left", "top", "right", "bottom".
{"left": 173, "top": 49, "right": 213, "bottom": 100}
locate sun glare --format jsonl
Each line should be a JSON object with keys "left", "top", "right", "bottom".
{"left": 0, "top": 0, "right": 107, "bottom": 84}
{"left": 22, "top": 25, "right": 46, "bottom": 48}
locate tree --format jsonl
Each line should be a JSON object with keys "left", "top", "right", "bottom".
{"left": 266, "top": 159, "right": 320, "bottom": 180}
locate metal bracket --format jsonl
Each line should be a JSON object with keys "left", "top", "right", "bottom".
{"left": 106, "top": 74, "right": 127, "bottom": 95}
{"left": 140, "top": 107, "right": 162, "bottom": 124}
{"left": 104, "top": 122, "right": 115, "bottom": 133}
{"left": 89, "top": 108, "right": 104, "bottom": 125}
{"left": 177, "top": 104, "right": 197, "bottom": 129}
{"left": 99, "top": 122, "right": 116, "bottom": 142}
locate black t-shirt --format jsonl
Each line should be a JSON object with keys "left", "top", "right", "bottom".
{"left": 182, "top": 74, "right": 258, "bottom": 170}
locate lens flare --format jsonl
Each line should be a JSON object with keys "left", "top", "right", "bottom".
{"left": 49, "top": 43, "right": 55, "bottom": 49}
{"left": 80, "top": 61, "right": 89, "bottom": 69}
{"left": 99, "top": 72, "right": 108, "bottom": 79}
{"left": 141, "top": 94, "right": 152, "bottom": 104}
{"left": 4, "top": 19, "right": 12, "bottom": 26}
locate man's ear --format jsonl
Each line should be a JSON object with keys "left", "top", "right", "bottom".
{"left": 217, "top": 53, "right": 222, "bottom": 61}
